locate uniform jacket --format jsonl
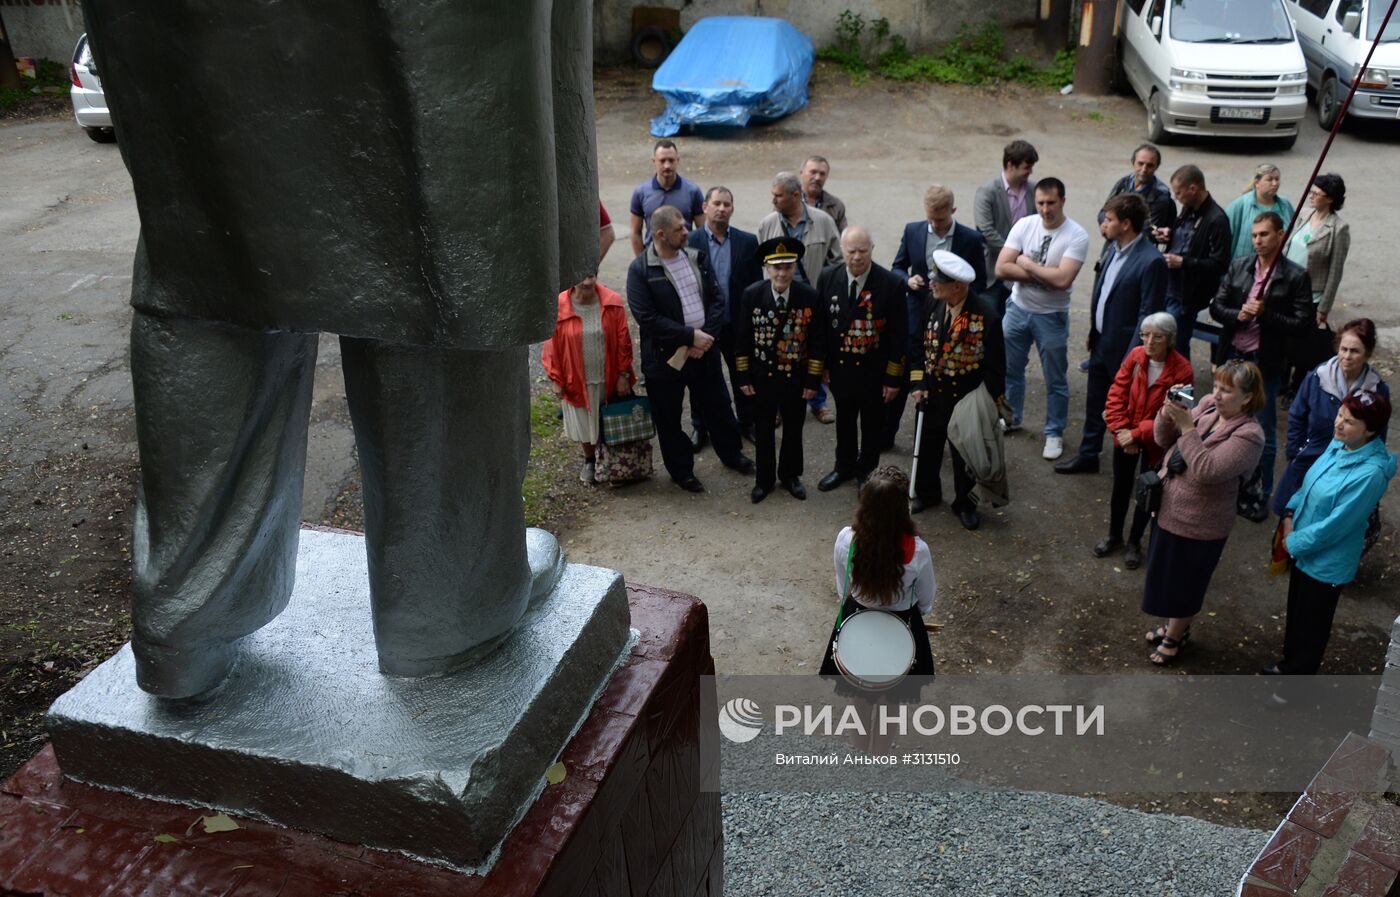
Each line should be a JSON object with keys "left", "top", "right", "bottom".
{"left": 1297, "top": 212, "right": 1350, "bottom": 315}
{"left": 817, "top": 262, "right": 907, "bottom": 391}
{"left": 1153, "top": 398, "right": 1264, "bottom": 541}
{"left": 735, "top": 280, "right": 827, "bottom": 394}
{"left": 974, "top": 175, "right": 1036, "bottom": 288}
{"left": 1174, "top": 194, "right": 1232, "bottom": 313}
{"left": 908, "top": 291, "right": 1006, "bottom": 403}
{"left": 1286, "top": 437, "right": 1396, "bottom": 585}
{"left": 541, "top": 284, "right": 636, "bottom": 410}
{"left": 687, "top": 225, "right": 762, "bottom": 327}
{"left": 1102, "top": 346, "right": 1194, "bottom": 467}
{"left": 1088, "top": 235, "right": 1168, "bottom": 369}
{"left": 1208, "top": 254, "right": 1313, "bottom": 375}
{"left": 85, "top": 0, "right": 597, "bottom": 348}
{"left": 625, "top": 245, "right": 724, "bottom": 381}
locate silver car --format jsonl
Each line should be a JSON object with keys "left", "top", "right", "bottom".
{"left": 70, "top": 34, "right": 115, "bottom": 143}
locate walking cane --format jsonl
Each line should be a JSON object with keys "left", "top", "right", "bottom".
{"left": 908, "top": 398, "right": 926, "bottom": 504}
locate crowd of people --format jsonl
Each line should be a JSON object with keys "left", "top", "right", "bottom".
{"left": 541, "top": 137, "right": 1395, "bottom": 676}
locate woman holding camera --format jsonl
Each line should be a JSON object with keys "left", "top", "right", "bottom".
{"left": 1266, "top": 391, "right": 1394, "bottom": 675}
{"left": 1095, "top": 312, "right": 1194, "bottom": 569}
{"left": 1273, "top": 318, "right": 1388, "bottom": 516}
{"left": 1141, "top": 360, "right": 1266, "bottom": 666}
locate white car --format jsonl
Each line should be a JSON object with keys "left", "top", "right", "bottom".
{"left": 69, "top": 34, "right": 114, "bottom": 143}
{"left": 1288, "top": 0, "right": 1400, "bottom": 128}
{"left": 1119, "top": 0, "right": 1309, "bottom": 147}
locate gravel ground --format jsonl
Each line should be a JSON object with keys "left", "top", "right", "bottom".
{"left": 722, "top": 790, "right": 1268, "bottom": 896}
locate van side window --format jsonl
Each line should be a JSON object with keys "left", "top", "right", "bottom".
{"left": 1298, "top": 0, "right": 1331, "bottom": 16}
{"left": 1126, "top": 0, "right": 1147, "bottom": 14}
{"left": 1335, "top": 0, "right": 1361, "bottom": 23}
{"left": 1147, "top": 0, "right": 1166, "bottom": 29}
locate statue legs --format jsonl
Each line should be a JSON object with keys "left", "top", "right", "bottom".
{"left": 130, "top": 312, "right": 317, "bottom": 698}
{"left": 131, "top": 311, "right": 545, "bottom": 697}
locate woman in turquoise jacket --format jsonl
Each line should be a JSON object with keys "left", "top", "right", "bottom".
{"left": 1266, "top": 391, "right": 1395, "bottom": 675}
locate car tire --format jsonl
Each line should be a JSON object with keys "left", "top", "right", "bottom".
{"left": 1316, "top": 74, "right": 1342, "bottom": 130}
{"left": 630, "top": 26, "right": 671, "bottom": 69}
{"left": 1277, "top": 132, "right": 1299, "bottom": 150}
{"left": 1145, "top": 92, "right": 1169, "bottom": 144}
{"left": 84, "top": 127, "right": 116, "bottom": 143}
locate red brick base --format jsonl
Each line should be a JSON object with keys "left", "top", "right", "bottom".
{"left": 0, "top": 585, "right": 721, "bottom": 897}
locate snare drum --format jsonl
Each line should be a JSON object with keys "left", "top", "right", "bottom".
{"left": 831, "top": 609, "right": 916, "bottom": 690}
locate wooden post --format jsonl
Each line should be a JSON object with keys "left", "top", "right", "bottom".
{"left": 1072, "top": 0, "right": 1118, "bottom": 96}
{"left": 0, "top": 10, "right": 24, "bottom": 91}
{"left": 1036, "top": 0, "right": 1073, "bottom": 53}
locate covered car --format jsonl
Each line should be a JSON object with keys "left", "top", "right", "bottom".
{"left": 649, "top": 17, "right": 814, "bottom": 137}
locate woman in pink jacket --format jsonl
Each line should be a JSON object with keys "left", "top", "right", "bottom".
{"left": 1142, "top": 360, "right": 1266, "bottom": 666}
{"left": 1096, "top": 312, "right": 1194, "bottom": 570}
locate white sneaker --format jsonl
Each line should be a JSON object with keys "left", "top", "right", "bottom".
{"left": 581, "top": 460, "right": 597, "bottom": 484}
{"left": 1042, "top": 436, "right": 1064, "bottom": 460}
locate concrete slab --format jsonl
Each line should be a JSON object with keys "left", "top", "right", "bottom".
{"left": 45, "top": 528, "right": 632, "bottom": 869}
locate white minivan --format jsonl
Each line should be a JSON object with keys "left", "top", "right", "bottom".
{"left": 1288, "top": 0, "right": 1400, "bottom": 128}
{"left": 1119, "top": 0, "right": 1310, "bottom": 147}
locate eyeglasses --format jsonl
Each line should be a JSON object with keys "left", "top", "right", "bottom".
{"left": 1139, "top": 332, "right": 1169, "bottom": 341}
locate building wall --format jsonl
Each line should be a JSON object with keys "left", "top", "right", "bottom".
{"left": 2, "top": 0, "right": 84, "bottom": 64}
{"left": 595, "top": 0, "right": 1036, "bottom": 63}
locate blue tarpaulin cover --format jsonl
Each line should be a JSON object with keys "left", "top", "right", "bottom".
{"left": 649, "top": 17, "right": 815, "bottom": 137}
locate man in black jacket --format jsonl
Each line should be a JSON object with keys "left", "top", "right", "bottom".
{"left": 736, "top": 238, "right": 827, "bottom": 503}
{"left": 817, "top": 226, "right": 906, "bottom": 491}
{"left": 1208, "top": 211, "right": 1313, "bottom": 520}
{"left": 1160, "top": 165, "right": 1231, "bottom": 360}
{"left": 626, "top": 206, "right": 754, "bottom": 492}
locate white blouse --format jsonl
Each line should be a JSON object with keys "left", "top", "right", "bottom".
{"left": 832, "top": 526, "right": 936, "bottom": 614}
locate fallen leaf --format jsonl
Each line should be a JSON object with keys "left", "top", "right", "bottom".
{"left": 200, "top": 813, "right": 240, "bottom": 834}
{"left": 545, "top": 762, "right": 567, "bottom": 785}
{"left": 153, "top": 834, "right": 180, "bottom": 843}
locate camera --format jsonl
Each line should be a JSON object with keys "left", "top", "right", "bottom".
{"left": 1167, "top": 384, "right": 1196, "bottom": 409}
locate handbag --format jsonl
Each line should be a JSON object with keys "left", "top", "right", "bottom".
{"left": 599, "top": 396, "right": 654, "bottom": 445}
{"left": 1134, "top": 469, "right": 1164, "bottom": 516}
{"left": 1269, "top": 517, "right": 1291, "bottom": 577}
{"left": 595, "top": 438, "right": 653, "bottom": 485}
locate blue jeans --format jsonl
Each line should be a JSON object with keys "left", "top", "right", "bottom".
{"left": 809, "top": 381, "right": 827, "bottom": 411}
{"left": 1002, "top": 302, "right": 1069, "bottom": 438}
{"left": 1165, "top": 294, "right": 1194, "bottom": 357}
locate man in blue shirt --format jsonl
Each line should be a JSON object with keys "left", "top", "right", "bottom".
{"left": 628, "top": 139, "right": 706, "bottom": 256}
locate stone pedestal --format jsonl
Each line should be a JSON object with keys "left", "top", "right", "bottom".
{"left": 43, "top": 528, "right": 634, "bottom": 870}
{"left": 1, "top": 585, "right": 721, "bottom": 896}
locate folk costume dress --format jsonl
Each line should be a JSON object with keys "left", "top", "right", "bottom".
{"left": 735, "top": 279, "right": 827, "bottom": 490}
{"left": 908, "top": 291, "right": 1006, "bottom": 511}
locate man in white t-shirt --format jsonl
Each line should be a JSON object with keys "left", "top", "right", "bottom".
{"left": 994, "top": 177, "right": 1089, "bottom": 461}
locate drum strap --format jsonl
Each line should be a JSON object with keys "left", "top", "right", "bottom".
{"left": 835, "top": 539, "right": 856, "bottom": 628}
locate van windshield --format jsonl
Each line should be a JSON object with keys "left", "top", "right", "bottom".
{"left": 1169, "top": 0, "right": 1295, "bottom": 43}
{"left": 1369, "top": 4, "right": 1400, "bottom": 41}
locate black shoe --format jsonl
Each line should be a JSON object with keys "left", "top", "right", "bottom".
{"left": 1092, "top": 536, "right": 1123, "bottom": 558}
{"left": 910, "top": 495, "right": 941, "bottom": 514}
{"left": 1054, "top": 454, "right": 1100, "bottom": 475}
{"left": 690, "top": 429, "right": 709, "bottom": 454}
{"left": 1260, "top": 663, "right": 1283, "bottom": 676}
{"left": 725, "top": 454, "right": 756, "bottom": 475}
{"left": 740, "top": 424, "right": 757, "bottom": 444}
{"left": 1124, "top": 541, "right": 1143, "bottom": 569}
{"left": 956, "top": 509, "right": 981, "bottom": 530}
{"left": 673, "top": 476, "right": 704, "bottom": 493}
{"left": 751, "top": 484, "right": 771, "bottom": 504}
{"left": 818, "top": 470, "right": 853, "bottom": 492}
{"left": 781, "top": 477, "right": 807, "bottom": 500}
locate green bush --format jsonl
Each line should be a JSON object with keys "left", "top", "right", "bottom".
{"left": 0, "top": 58, "right": 71, "bottom": 115}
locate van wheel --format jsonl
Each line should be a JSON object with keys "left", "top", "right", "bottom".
{"left": 84, "top": 127, "right": 116, "bottom": 143}
{"left": 1277, "top": 132, "right": 1298, "bottom": 150}
{"left": 1145, "top": 93, "right": 1169, "bottom": 143}
{"left": 1316, "top": 74, "right": 1342, "bottom": 130}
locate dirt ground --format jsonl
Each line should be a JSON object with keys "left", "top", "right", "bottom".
{"left": 3, "top": 60, "right": 1398, "bottom": 832}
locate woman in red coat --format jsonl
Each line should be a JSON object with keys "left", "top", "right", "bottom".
{"left": 542, "top": 275, "right": 637, "bottom": 484}
{"left": 1096, "top": 311, "right": 1194, "bottom": 568}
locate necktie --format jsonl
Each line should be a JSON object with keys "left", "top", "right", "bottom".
{"left": 776, "top": 292, "right": 786, "bottom": 311}
{"left": 849, "top": 279, "right": 859, "bottom": 303}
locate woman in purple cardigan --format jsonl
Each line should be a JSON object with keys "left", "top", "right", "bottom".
{"left": 1142, "top": 360, "right": 1266, "bottom": 666}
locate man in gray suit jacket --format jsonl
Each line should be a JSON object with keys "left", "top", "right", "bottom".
{"left": 974, "top": 140, "right": 1038, "bottom": 317}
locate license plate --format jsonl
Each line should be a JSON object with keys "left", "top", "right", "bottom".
{"left": 1215, "top": 106, "right": 1267, "bottom": 121}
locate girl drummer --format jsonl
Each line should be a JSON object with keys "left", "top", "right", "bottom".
{"left": 819, "top": 465, "right": 936, "bottom": 680}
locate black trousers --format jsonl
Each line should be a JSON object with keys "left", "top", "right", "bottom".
{"left": 831, "top": 375, "right": 886, "bottom": 476}
{"left": 648, "top": 352, "right": 744, "bottom": 482}
{"left": 912, "top": 393, "right": 975, "bottom": 512}
{"left": 751, "top": 387, "right": 807, "bottom": 488}
{"left": 884, "top": 371, "right": 912, "bottom": 450}
{"left": 1278, "top": 566, "right": 1345, "bottom": 675}
{"left": 1109, "top": 446, "right": 1152, "bottom": 545}
{"left": 1077, "top": 344, "right": 1115, "bottom": 458}
{"left": 691, "top": 324, "right": 751, "bottom": 434}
